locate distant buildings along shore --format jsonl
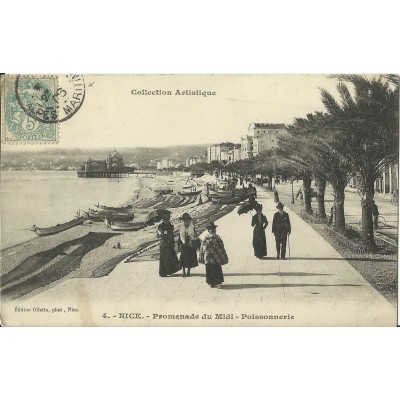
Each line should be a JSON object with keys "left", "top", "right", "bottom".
{"left": 208, "top": 123, "right": 288, "bottom": 164}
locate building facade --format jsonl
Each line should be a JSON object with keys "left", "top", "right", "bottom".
{"left": 157, "top": 158, "right": 173, "bottom": 170}
{"left": 233, "top": 144, "right": 241, "bottom": 162}
{"left": 208, "top": 143, "right": 240, "bottom": 164}
{"left": 240, "top": 136, "right": 253, "bottom": 160}
{"left": 348, "top": 163, "right": 398, "bottom": 195}
{"left": 240, "top": 123, "right": 288, "bottom": 160}
{"left": 249, "top": 123, "right": 288, "bottom": 157}
{"left": 207, "top": 145, "right": 221, "bottom": 163}
{"left": 220, "top": 149, "right": 234, "bottom": 163}
{"left": 186, "top": 156, "right": 204, "bottom": 167}
{"left": 375, "top": 163, "right": 398, "bottom": 194}
{"left": 207, "top": 123, "right": 288, "bottom": 163}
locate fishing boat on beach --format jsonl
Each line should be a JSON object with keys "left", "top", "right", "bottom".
{"left": 154, "top": 188, "right": 174, "bottom": 195}
{"left": 211, "top": 196, "right": 243, "bottom": 205}
{"left": 30, "top": 217, "right": 85, "bottom": 237}
{"left": 208, "top": 187, "right": 256, "bottom": 200}
{"left": 178, "top": 184, "right": 202, "bottom": 196}
{"left": 95, "top": 203, "right": 133, "bottom": 212}
{"left": 106, "top": 212, "right": 135, "bottom": 222}
{"left": 210, "top": 187, "right": 257, "bottom": 204}
{"left": 83, "top": 209, "right": 104, "bottom": 222}
{"left": 84, "top": 208, "right": 134, "bottom": 222}
{"left": 110, "top": 221, "right": 146, "bottom": 231}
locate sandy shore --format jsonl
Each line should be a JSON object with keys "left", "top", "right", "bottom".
{"left": 0, "top": 173, "right": 235, "bottom": 300}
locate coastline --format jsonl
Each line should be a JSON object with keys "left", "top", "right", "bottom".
{"left": 0, "top": 171, "right": 178, "bottom": 254}
{"left": 1, "top": 172, "right": 164, "bottom": 252}
{"left": 0, "top": 173, "right": 236, "bottom": 300}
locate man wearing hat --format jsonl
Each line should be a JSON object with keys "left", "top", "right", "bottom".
{"left": 272, "top": 202, "right": 291, "bottom": 259}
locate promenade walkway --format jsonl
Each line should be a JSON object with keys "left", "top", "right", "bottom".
{"left": 6, "top": 189, "right": 397, "bottom": 326}
{"left": 274, "top": 181, "right": 398, "bottom": 247}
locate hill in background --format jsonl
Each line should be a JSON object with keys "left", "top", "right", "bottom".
{"left": 1, "top": 145, "right": 209, "bottom": 171}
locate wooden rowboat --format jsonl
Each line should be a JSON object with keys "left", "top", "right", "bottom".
{"left": 211, "top": 196, "right": 243, "bottom": 205}
{"left": 210, "top": 190, "right": 255, "bottom": 204}
{"left": 209, "top": 187, "right": 256, "bottom": 197}
{"left": 85, "top": 209, "right": 135, "bottom": 222}
{"left": 110, "top": 222, "right": 146, "bottom": 231}
{"left": 95, "top": 203, "right": 132, "bottom": 212}
{"left": 178, "top": 183, "right": 203, "bottom": 196}
{"left": 85, "top": 209, "right": 106, "bottom": 221}
{"left": 30, "top": 217, "right": 85, "bottom": 237}
{"left": 109, "top": 212, "right": 135, "bottom": 222}
{"left": 178, "top": 189, "right": 202, "bottom": 196}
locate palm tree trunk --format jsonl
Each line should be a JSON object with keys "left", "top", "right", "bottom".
{"left": 334, "top": 186, "right": 346, "bottom": 232}
{"left": 360, "top": 178, "right": 376, "bottom": 250}
{"left": 315, "top": 177, "right": 326, "bottom": 218}
{"left": 303, "top": 174, "right": 313, "bottom": 214}
{"left": 268, "top": 172, "right": 273, "bottom": 189}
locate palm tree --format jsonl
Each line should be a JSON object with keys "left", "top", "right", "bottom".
{"left": 275, "top": 134, "right": 315, "bottom": 214}
{"left": 287, "top": 112, "right": 354, "bottom": 230}
{"left": 321, "top": 75, "right": 399, "bottom": 248}
{"left": 254, "top": 151, "right": 280, "bottom": 190}
{"left": 314, "top": 177, "right": 327, "bottom": 218}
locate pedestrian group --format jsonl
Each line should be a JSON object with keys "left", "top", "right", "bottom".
{"left": 157, "top": 197, "right": 291, "bottom": 287}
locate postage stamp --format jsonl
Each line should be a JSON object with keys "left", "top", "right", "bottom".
{"left": 1, "top": 74, "right": 85, "bottom": 144}
{"left": 1, "top": 76, "right": 59, "bottom": 143}
{"left": 16, "top": 74, "right": 85, "bottom": 123}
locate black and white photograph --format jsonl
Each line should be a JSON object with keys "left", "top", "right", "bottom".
{"left": 1, "top": 2, "right": 400, "bottom": 400}
{"left": 1, "top": 74, "right": 398, "bottom": 326}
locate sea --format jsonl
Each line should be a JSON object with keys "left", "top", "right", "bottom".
{"left": 0, "top": 171, "right": 143, "bottom": 249}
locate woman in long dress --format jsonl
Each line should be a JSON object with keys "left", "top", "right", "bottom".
{"left": 178, "top": 212, "right": 199, "bottom": 277}
{"left": 251, "top": 204, "right": 268, "bottom": 259}
{"left": 200, "top": 222, "right": 228, "bottom": 288}
{"left": 157, "top": 212, "right": 181, "bottom": 277}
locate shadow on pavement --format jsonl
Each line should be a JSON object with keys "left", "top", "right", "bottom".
{"left": 282, "top": 257, "right": 395, "bottom": 262}
{"left": 224, "top": 272, "right": 331, "bottom": 277}
{"left": 220, "top": 283, "right": 363, "bottom": 290}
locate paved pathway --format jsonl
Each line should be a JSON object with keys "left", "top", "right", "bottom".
{"left": 4, "top": 189, "right": 396, "bottom": 326}
{"left": 275, "top": 181, "right": 398, "bottom": 246}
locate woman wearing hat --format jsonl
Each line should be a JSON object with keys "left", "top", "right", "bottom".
{"left": 251, "top": 203, "right": 268, "bottom": 259}
{"left": 178, "top": 212, "right": 199, "bottom": 277}
{"left": 272, "top": 202, "right": 291, "bottom": 259}
{"left": 156, "top": 211, "right": 181, "bottom": 277}
{"left": 199, "top": 222, "right": 228, "bottom": 288}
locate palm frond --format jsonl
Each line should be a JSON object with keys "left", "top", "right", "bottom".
{"left": 329, "top": 74, "right": 371, "bottom": 87}
{"left": 337, "top": 82, "right": 355, "bottom": 110}
{"left": 381, "top": 74, "right": 400, "bottom": 87}
{"left": 320, "top": 88, "right": 342, "bottom": 115}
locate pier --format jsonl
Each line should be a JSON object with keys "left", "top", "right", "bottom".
{"left": 77, "top": 151, "right": 146, "bottom": 178}
{"left": 77, "top": 169, "right": 158, "bottom": 178}
{"left": 134, "top": 169, "right": 158, "bottom": 176}
{"left": 77, "top": 171, "right": 136, "bottom": 178}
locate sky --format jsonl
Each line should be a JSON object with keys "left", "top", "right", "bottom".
{"left": 3, "top": 74, "right": 344, "bottom": 151}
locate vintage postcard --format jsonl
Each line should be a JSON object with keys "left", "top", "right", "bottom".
{"left": 0, "top": 74, "right": 398, "bottom": 326}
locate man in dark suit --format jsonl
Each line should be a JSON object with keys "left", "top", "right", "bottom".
{"left": 272, "top": 202, "right": 291, "bottom": 259}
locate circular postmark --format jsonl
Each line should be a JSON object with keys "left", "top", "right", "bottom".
{"left": 15, "top": 74, "right": 85, "bottom": 123}
{"left": 5, "top": 79, "right": 57, "bottom": 141}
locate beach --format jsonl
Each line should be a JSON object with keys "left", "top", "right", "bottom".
{"left": 0, "top": 172, "right": 232, "bottom": 300}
